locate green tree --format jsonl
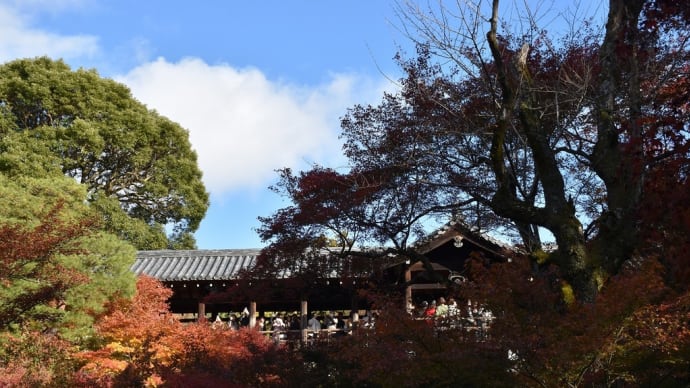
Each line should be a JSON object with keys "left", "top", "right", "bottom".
{"left": 0, "top": 172, "right": 136, "bottom": 341}
{"left": 0, "top": 57, "right": 209, "bottom": 249}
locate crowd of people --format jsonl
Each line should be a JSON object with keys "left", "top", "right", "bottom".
{"left": 209, "top": 297, "right": 491, "bottom": 343}
{"left": 211, "top": 308, "right": 378, "bottom": 343}
{"left": 410, "top": 297, "right": 494, "bottom": 333}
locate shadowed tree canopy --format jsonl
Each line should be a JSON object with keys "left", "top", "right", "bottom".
{"left": 258, "top": 0, "right": 690, "bottom": 302}
{"left": 0, "top": 57, "right": 209, "bottom": 249}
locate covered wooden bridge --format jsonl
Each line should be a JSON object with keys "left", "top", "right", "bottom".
{"left": 131, "top": 220, "right": 512, "bottom": 327}
{"left": 131, "top": 248, "right": 371, "bottom": 326}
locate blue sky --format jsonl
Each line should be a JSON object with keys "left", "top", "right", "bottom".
{"left": 0, "top": 0, "right": 412, "bottom": 249}
{"left": 0, "top": 0, "right": 604, "bottom": 249}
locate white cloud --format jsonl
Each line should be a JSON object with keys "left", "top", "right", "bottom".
{"left": 117, "top": 57, "right": 390, "bottom": 196}
{"left": 0, "top": 4, "right": 99, "bottom": 63}
{"left": 0, "top": 2, "right": 395, "bottom": 199}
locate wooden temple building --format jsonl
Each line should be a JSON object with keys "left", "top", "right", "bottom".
{"left": 397, "top": 221, "right": 510, "bottom": 306}
{"left": 131, "top": 220, "right": 511, "bottom": 325}
{"left": 131, "top": 248, "right": 371, "bottom": 326}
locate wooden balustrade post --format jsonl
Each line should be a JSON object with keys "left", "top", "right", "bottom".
{"left": 249, "top": 301, "right": 257, "bottom": 328}
{"left": 198, "top": 302, "right": 206, "bottom": 322}
{"left": 300, "top": 300, "right": 308, "bottom": 343}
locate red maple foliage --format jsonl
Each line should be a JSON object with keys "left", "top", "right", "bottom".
{"left": 75, "top": 275, "right": 300, "bottom": 387}
{"left": 0, "top": 330, "right": 76, "bottom": 387}
{"left": 0, "top": 202, "right": 94, "bottom": 330}
{"left": 293, "top": 252, "right": 688, "bottom": 386}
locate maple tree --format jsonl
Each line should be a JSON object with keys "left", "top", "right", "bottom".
{"left": 287, "top": 252, "right": 688, "bottom": 386}
{"left": 0, "top": 174, "right": 136, "bottom": 340}
{"left": 0, "top": 330, "right": 77, "bottom": 387}
{"left": 0, "top": 172, "right": 138, "bottom": 385}
{"left": 251, "top": 0, "right": 690, "bottom": 385}
{"left": 1, "top": 0, "right": 687, "bottom": 385}
{"left": 259, "top": 0, "right": 690, "bottom": 303}
{"left": 76, "top": 275, "right": 300, "bottom": 387}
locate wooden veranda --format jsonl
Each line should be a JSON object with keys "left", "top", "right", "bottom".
{"left": 130, "top": 220, "right": 513, "bottom": 334}
{"left": 131, "top": 249, "right": 371, "bottom": 327}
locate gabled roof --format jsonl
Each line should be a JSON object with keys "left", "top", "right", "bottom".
{"left": 413, "top": 219, "right": 515, "bottom": 257}
{"left": 131, "top": 221, "right": 515, "bottom": 283}
{"left": 131, "top": 249, "right": 260, "bottom": 282}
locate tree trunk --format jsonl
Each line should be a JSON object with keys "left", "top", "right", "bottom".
{"left": 591, "top": 0, "right": 646, "bottom": 273}
{"left": 487, "top": 0, "right": 597, "bottom": 302}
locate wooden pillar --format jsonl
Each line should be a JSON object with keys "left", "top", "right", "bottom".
{"left": 198, "top": 302, "right": 206, "bottom": 322}
{"left": 300, "top": 300, "right": 308, "bottom": 343}
{"left": 249, "top": 301, "right": 257, "bottom": 328}
{"left": 405, "top": 265, "right": 412, "bottom": 311}
{"left": 350, "top": 284, "right": 360, "bottom": 312}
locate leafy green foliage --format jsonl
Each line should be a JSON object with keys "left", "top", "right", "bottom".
{"left": 0, "top": 172, "right": 137, "bottom": 385}
{"left": 0, "top": 173, "right": 136, "bottom": 340}
{"left": 0, "top": 202, "right": 91, "bottom": 331}
{"left": 0, "top": 57, "right": 209, "bottom": 249}
{"left": 1, "top": 1, "right": 688, "bottom": 385}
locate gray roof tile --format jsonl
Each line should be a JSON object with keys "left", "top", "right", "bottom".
{"left": 132, "top": 249, "right": 260, "bottom": 281}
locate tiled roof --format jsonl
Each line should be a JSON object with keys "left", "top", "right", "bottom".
{"left": 131, "top": 249, "right": 260, "bottom": 281}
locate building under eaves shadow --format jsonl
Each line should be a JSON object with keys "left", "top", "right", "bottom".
{"left": 131, "top": 220, "right": 514, "bottom": 323}
{"left": 131, "top": 249, "right": 259, "bottom": 319}
{"left": 131, "top": 248, "right": 376, "bottom": 323}
{"left": 379, "top": 220, "right": 516, "bottom": 309}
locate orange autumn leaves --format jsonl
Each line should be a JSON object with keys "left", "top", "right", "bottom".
{"left": 75, "top": 276, "right": 290, "bottom": 387}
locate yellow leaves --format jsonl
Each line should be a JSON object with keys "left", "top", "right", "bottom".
{"left": 104, "top": 336, "right": 177, "bottom": 366}
{"left": 77, "top": 338, "right": 178, "bottom": 385}
{"left": 149, "top": 342, "right": 175, "bottom": 367}
{"left": 105, "top": 341, "right": 135, "bottom": 355}
{"left": 531, "top": 249, "right": 550, "bottom": 265}
{"left": 144, "top": 374, "right": 163, "bottom": 387}
{"left": 561, "top": 281, "right": 576, "bottom": 306}
{"left": 79, "top": 356, "right": 128, "bottom": 377}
